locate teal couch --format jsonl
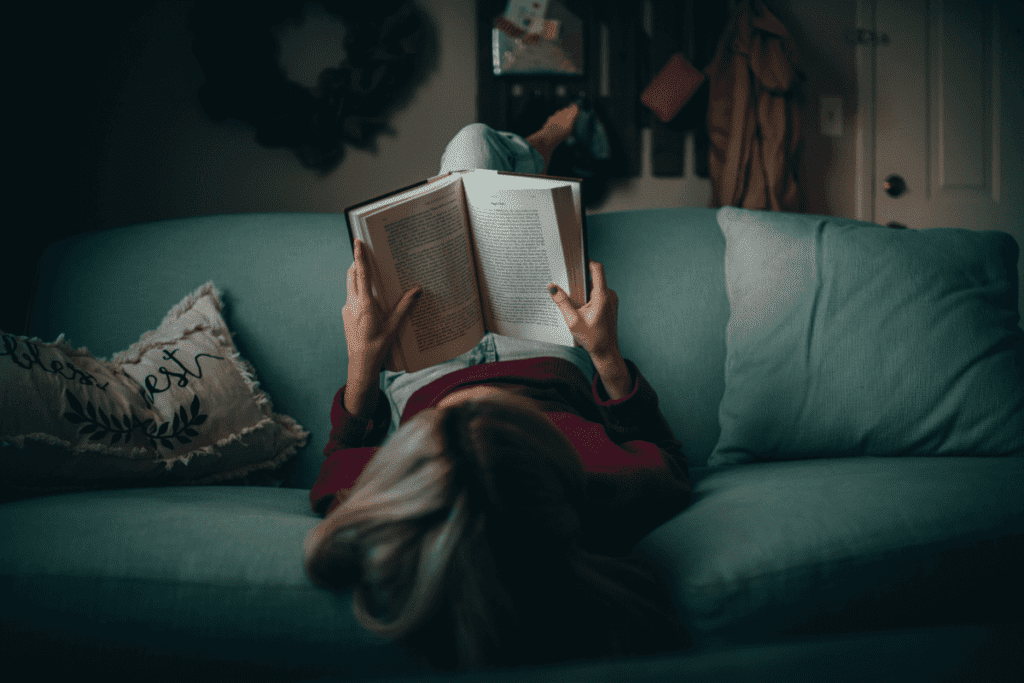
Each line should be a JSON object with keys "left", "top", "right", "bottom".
{"left": 2, "top": 209, "right": 1022, "bottom": 681}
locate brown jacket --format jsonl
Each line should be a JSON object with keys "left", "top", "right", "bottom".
{"left": 706, "top": 0, "right": 803, "bottom": 211}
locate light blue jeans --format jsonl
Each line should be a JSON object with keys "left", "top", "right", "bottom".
{"left": 380, "top": 123, "right": 595, "bottom": 436}
{"left": 437, "top": 122, "right": 546, "bottom": 175}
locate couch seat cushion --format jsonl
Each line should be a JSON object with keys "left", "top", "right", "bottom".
{"left": 0, "top": 486, "right": 422, "bottom": 678}
{"left": 634, "top": 456, "right": 1024, "bottom": 647}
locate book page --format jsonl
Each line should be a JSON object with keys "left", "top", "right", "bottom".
{"left": 346, "top": 172, "right": 465, "bottom": 228}
{"left": 351, "top": 179, "right": 485, "bottom": 372}
{"left": 462, "top": 172, "right": 584, "bottom": 346}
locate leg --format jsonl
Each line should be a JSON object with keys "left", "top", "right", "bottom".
{"left": 381, "top": 333, "right": 596, "bottom": 439}
{"left": 439, "top": 104, "right": 580, "bottom": 175}
{"left": 381, "top": 335, "right": 498, "bottom": 438}
{"left": 490, "top": 334, "right": 596, "bottom": 382}
{"left": 438, "top": 123, "right": 546, "bottom": 175}
{"left": 383, "top": 125, "right": 544, "bottom": 430}
{"left": 381, "top": 111, "right": 589, "bottom": 437}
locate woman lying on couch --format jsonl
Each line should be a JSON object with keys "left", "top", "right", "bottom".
{"left": 303, "top": 109, "right": 693, "bottom": 670}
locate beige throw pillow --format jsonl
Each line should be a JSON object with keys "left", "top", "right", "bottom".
{"left": 1, "top": 282, "right": 308, "bottom": 499}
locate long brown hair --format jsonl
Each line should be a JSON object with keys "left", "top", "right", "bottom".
{"left": 305, "top": 398, "right": 687, "bottom": 669}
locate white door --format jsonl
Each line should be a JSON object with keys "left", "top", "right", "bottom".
{"left": 856, "top": 0, "right": 1024, "bottom": 312}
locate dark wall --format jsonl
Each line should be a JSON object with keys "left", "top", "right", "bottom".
{"left": 5, "top": 3, "right": 158, "bottom": 335}
{"left": 2, "top": 0, "right": 473, "bottom": 337}
{"left": 2, "top": 0, "right": 872, "bottom": 335}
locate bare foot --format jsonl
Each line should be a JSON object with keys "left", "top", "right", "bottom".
{"left": 525, "top": 103, "right": 580, "bottom": 173}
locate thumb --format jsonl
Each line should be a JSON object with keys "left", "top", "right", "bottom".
{"left": 387, "top": 287, "right": 422, "bottom": 335}
{"left": 548, "top": 284, "right": 578, "bottom": 327}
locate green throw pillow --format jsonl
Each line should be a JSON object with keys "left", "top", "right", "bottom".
{"left": 709, "top": 207, "right": 1024, "bottom": 466}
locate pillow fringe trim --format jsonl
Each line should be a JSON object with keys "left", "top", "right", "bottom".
{"left": 1, "top": 331, "right": 100, "bottom": 361}
{"left": 2, "top": 413, "right": 308, "bottom": 493}
{"left": 110, "top": 281, "right": 224, "bottom": 365}
{"left": 2, "top": 413, "right": 308, "bottom": 468}
{"left": 108, "top": 281, "right": 268, "bottom": 406}
{"left": 190, "top": 412, "right": 310, "bottom": 485}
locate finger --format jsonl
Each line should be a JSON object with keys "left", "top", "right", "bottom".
{"left": 548, "top": 283, "right": 579, "bottom": 327}
{"left": 386, "top": 287, "right": 423, "bottom": 336}
{"left": 346, "top": 261, "right": 358, "bottom": 297}
{"left": 353, "top": 240, "right": 372, "bottom": 292}
{"left": 589, "top": 260, "right": 607, "bottom": 293}
{"left": 350, "top": 241, "right": 362, "bottom": 294}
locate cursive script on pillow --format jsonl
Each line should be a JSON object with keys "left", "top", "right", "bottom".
{"left": 3, "top": 333, "right": 110, "bottom": 390}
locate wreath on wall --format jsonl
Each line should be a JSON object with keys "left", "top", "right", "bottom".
{"left": 188, "top": 0, "right": 433, "bottom": 175}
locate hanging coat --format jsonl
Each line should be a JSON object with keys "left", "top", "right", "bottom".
{"left": 706, "top": 0, "right": 804, "bottom": 211}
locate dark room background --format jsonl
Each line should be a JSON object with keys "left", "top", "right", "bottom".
{"left": 5, "top": 0, "right": 870, "bottom": 337}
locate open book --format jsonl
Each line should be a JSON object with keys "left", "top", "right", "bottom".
{"left": 345, "top": 169, "right": 587, "bottom": 373}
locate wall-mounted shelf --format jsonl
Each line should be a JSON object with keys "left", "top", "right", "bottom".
{"left": 476, "top": 0, "right": 643, "bottom": 178}
{"left": 477, "top": 1, "right": 729, "bottom": 182}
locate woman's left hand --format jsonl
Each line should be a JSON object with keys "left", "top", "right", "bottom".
{"left": 549, "top": 260, "right": 633, "bottom": 400}
{"left": 343, "top": 239, "right": 421, "bottom": 382}
{"left": 548, "top": 260, "right": 622, "bottom": 365}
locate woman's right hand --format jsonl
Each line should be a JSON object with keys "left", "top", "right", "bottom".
{"left": 342, "top": 239, "right": 421, "bottom": 416}
{"left": 343, "top": 240, "right": 422, "bottom": 377}
{"left": 548, "top": 260, "right": 633, "bottom": 399}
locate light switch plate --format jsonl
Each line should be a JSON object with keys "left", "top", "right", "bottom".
{"left": 821, "top": 97, "right": 843, "bottom": 137}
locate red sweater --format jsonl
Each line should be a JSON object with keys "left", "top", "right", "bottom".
{"left": 310, "top": 357, "right": 691, "bottom": 556}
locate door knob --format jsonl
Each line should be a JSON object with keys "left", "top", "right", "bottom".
{"left": 883, "top": 174, "right": 907, "bottom": 197}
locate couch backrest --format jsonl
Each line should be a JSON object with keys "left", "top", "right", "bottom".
{"left": 588, "top": 208, "right": 729, "bottom": 469}
{"left": 28, "top": 209, "right": 729, "bottom": 488}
